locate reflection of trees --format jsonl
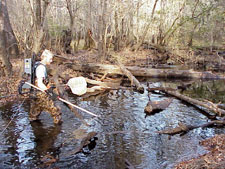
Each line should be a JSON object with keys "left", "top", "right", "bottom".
{"left": 0, "top": 102, "right": 34, "bottom": 166}
{"left": 185, "top": 80, "right": 225, "bottom": 103}
{"left": 0, "top": 102, "right": 61, "bottom": 167}
{"left": 0, "top": 103, "right": 20, "bottom": 165}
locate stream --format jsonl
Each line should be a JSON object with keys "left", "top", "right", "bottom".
{"left": 0, "top": 79, "right": 225, "bottom": 169}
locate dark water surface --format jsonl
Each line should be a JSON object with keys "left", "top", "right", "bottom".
{"left": 0, "top": 79, "right": 224, "bottom": 169}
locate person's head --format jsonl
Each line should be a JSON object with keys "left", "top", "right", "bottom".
{"left": 41, "top": 49, "right": 54, "bottom": 65}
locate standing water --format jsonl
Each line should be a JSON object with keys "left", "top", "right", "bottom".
{"left": 0, "top": 79, "right": 224, "bottom": 169}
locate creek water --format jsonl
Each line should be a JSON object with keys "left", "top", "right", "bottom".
{"left": 0, "top": 79, "right": 224, "bottom": 169}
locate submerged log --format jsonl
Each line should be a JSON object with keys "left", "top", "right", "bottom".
{"left": 144, "top": 98, "right": 173, "bottom": 114}
{"left": 148, "top": 87, "right": 225, "bottom": 116}
{"left": 157, "top": 120, "right": 225, "bottom": 135}
{"left": 67, "top": 131, "right": 97, "bottom": 155}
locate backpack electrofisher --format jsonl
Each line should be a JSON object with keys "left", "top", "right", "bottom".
{"left": 23, "top": 58, "right": 32, "bottom": 89}
{"left": 18, "top": 53, "right": 36, "bottom": 94}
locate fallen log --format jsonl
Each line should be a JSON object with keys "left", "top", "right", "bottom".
{"left": 116, "top": 60, "right": 144, "bottom": 93}
{"left": 156, "top": 120, "right": 225, "bottom": 135}
{"left": 66, "top": 63, "right": 225, "bottom": 79}
{"left": 85, "top": 78, "right": 121, "bottom": 88}
{"left": 144, "top": 98, "right": 173, "bottom": 114}
{"left": 148, "top": 87, "right": 225, "bottom": 116}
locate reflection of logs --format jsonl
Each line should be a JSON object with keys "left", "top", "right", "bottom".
{"left": 144, "top": 98, "right": 173, "bottom": 114}
{"left": 157, "top": 120, "right": 225, "bottom": 135}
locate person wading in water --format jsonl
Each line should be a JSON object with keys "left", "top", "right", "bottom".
{"left": 29, "top": 49, "right": 62, "bottom": 124}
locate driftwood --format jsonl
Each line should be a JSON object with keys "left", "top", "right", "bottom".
{"left": 148, "top": 87, "right": 225, "bottom": 116}
{"left": 157, "top": 120, "right": 225, "bottom": 135}
{"left": 65, "top": 63, "right": 225, "bottom": 79}
{"left": 116, "top": 60, "right": 144, "bottom": 93}
{"left": 144, "top": 98, "right": 173, "bottom": 114}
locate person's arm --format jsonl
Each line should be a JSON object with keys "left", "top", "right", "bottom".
{"left": 36, "top": 65, "right": 48, "bottom": 91}
{"left": 37, "top": 77, "right": 48, "bottom": 91}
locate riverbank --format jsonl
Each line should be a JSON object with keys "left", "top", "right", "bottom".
{"left": 1, "top": 48, "right": 224, "bottom": 103}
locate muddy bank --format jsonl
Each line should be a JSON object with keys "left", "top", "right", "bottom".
{"left": 175, "top": 134, "right": 225, "bottom": 169}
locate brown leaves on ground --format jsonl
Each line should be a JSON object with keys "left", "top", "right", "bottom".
{"left": 175, "top": 134, "right": 225, "bottom": 169}
{"left": 0, "top": 59, "right": 23, "bottom": 105}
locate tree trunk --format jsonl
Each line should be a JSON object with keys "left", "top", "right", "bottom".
{"left": 97, "top": 0, "right": 107, "bottom": 61}
{"left": 134, "top": 0, "right": 159, "bottom": 51}
{"left": 2, "top": 0, "right": 19, "bottom": 57}
{"left": 113, "top": 11, "right": 120, "bottom": 51}
{"left": 0, "top": 0, "right": 12, "bottom": 76}
{"left": 32, "top": 0, "right": 49, "bottom": 53}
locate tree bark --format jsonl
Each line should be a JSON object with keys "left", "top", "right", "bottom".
{"left": 32, "top": 0, "right": 50, "bottom": 53}
{"left": 0, "top": 0, "right": 12, "bottom": 75}
{"left": 65, "top": 63, "right": 225, "bottom": 79}
{"left": 114, "top": 11, "right": 120, "bottom": 51}
{"left": 1, "top": 0, "right": 19, "bottom": 56}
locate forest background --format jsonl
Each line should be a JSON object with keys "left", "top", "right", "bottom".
{"left": 0, "top": 0, "right": 225, "bottom": 76}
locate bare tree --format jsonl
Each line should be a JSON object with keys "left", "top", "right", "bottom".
{"left": 65, "top": 0, "right": 81, "bottom": 53}
{"left": 134, "top": 0, "right": 159, "bottom": 51}
{"left": 0, "top": 0, "right": 13, "bottom": 76}
{"left": 31, "top": 0, "right": 51, "bottom": 53}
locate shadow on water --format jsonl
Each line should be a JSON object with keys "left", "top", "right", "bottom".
{"left": 0, "top": 79, "right": 225, "bottom": 169}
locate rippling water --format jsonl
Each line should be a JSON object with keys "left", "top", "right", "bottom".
{"left": 0, "top": 79, "right": 224, "bottom": 169}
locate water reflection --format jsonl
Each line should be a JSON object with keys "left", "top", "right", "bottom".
{"left": 0, "top": 102, "right": 61, "bottom": 168}
{"left": 30, "top": 121, "right": 61, "bottom": 161}
{"left": 0, "top": 79, "right": 224, "bottom": 168}
{"left": 0, "top": 102, "right": 34, "bottom": 167}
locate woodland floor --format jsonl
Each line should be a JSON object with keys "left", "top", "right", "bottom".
{"left": 0, "top": 48, "right": 225, "bottom": 168}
